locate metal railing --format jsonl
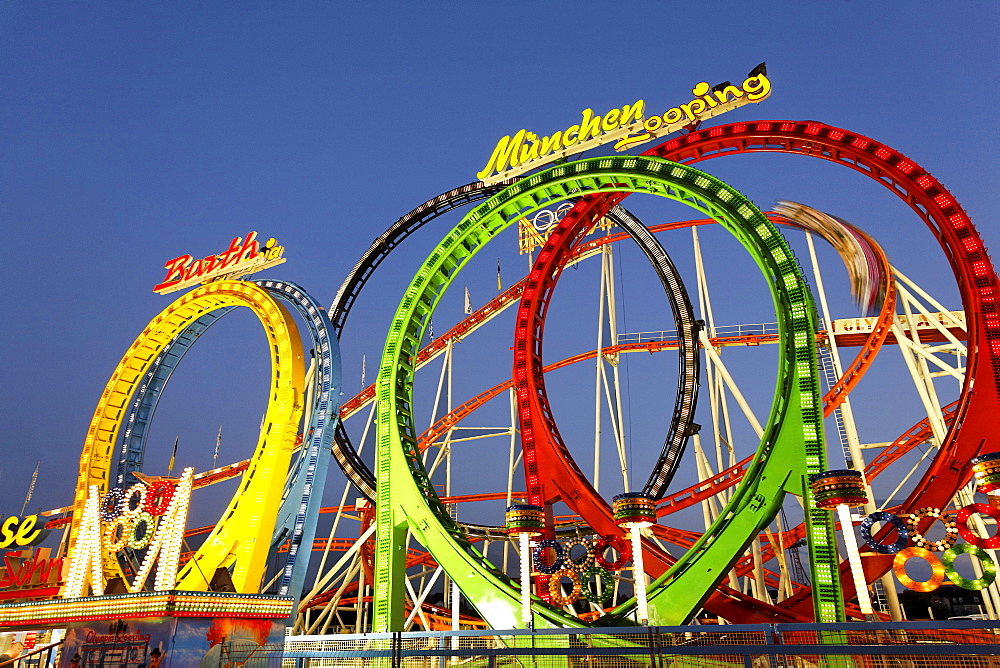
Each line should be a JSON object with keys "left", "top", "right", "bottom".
{"left": 618, "top": 323, "right": 780, "bottom": 346}
{"left": 274, "top": 621, "right": 1000, "bottom": 668}
{"left": 0, "top": 641, "right": 64, "bottom": 668}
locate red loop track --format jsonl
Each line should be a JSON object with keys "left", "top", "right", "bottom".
{"left": 514, "top": 120, "right": 998, "bottom": 622}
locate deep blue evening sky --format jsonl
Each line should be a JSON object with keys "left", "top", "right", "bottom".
{"left": 2, "top": 3, "right": 998, "bottom": 528}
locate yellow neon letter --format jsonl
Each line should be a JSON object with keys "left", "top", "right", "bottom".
{"left": 14, "top": 515, "right": 42, "bottom": 547}
{"left": 679, "top": 99, "right": 708, "bottom": 122}
{"left": 619, "top": 100, "right": 645, "bottom": 126}
{"left": 663, "top": 108, "right": 684, "bottom": 125}
{"left": 0, "top": 517, "right": 18, "bottom": 549}
{"left": 742, "top": 74, "right": 772, "bottom": 101}
{"left": 601, "top": 109, "right": 621, "bottom": 131}
{"left": 562, "top": 124, "right": 580, "bottom": 149}
{"left": 539, "top": 131, "right": 563, "bottom": 156}
{"left": 714, "top": 85, "right": 744, "bottom": 104}
{"left": 578, "top": 108, "right": 603, "bottom": 143}
{"left": 519, "top": 132, "right": 541, "bottom": 163}
{"left": 476, "top": 129, "right": 527, "bottom": 180}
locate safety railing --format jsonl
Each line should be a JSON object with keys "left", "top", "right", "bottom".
{"left": 0, "top": 640, "right": 64, "bottom": 668}
{"left": 618, "top": 323, "right": 780, "bottom": 346}
{"left": 274, "top": 621, "right": 1000, "bottom": 668}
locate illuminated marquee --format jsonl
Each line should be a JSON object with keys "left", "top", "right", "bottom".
{"left": 62, "top": 468, "right": 194, "bottom": 598}
{"left": 153, "top": 232, "right": 285, "bottom": 294}
{"left": 477, "top": 66, "right": 771, "bottom": 184}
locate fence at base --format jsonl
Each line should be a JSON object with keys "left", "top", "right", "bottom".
{"left": 267, "top": 621, "right": 1000, "bottom": 668}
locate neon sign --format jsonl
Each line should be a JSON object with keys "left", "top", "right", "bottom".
{"left": 153, "top": 232, "right": 286, "bottom": 294}
{"left": 62, "top": 469, "right": 193, "bottom": 597}
{"left": 0, "top": 515, "right": 48, "bottom": 549}
{"left": 0, "top": 550, "right": 63, "bottom": 589}
{"left": 477, "top": 67, "right": 771, "bottom": 184}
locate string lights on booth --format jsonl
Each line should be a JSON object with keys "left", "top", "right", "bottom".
{"left": 972, "top": 452, "right": 1000, "bottom": 495}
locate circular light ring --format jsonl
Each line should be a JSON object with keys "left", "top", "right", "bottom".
{"left": 813, "top": 487, "right": 868, "bottom": 499}
{"left": 956, "top": 503, "right": 1000, "bottom": 549}
{"left": 533, "top": 539, "right": 565, "bottom": 575}
{"left": 941, "top": 543, "right": 997, "bottom": 590}
{"left": 971, "top": 452, "right": 1000, "bottom": 467}
{"left": 811, "top": 477, "right": 867, "bottom": 489}
{"left": 123, "top": 484, "right": 147, "bottom": 516}
{"left": 127, "top": 511, "right": 156, "bottom": 551}
{"left": 893, "top": 547, "right": 945, "bottom": 592}
{"left": 593, "top": 535, "right": 630, "bottom": 571}
{"left": 974, "top": 469, "right": 1000, "bottom": 482}
{"left": 99, "top": 488, "right": 125, "bottom": 523}
{"left": 972, "top": 452, "right": 1000, "bottom": 495}
{"left": 505, "top": 504, "right": 545, "bottom": 535}
{"left": 907, "top": 508, "right": 958, "bottom": 551}
{"left": 143, "top": 481, "right": 175, "bottom": 516}
{"left": 70, "top": 281, "right": 307, "bottom": 593}
{"left": 809, "top": 470, "right": 864, "bottom": 482}
{"left": 812, "top": 491, "right": 866, "bottom": 502}
{"left": 581, "top": 566, "right": 613, "bottom": 607}
{"left": 561, "top": 537, "right": 596, "bottom": 574}
{"left": 812, "top": 483, "right": 866, "bottom": 494}
{"left": 860, "top": 511, "right": 910, "bottom": 555}
{"left": 612, "top": 492, "right": 657, "bottom": 526}
{"left": 815, "top": 496, "right": 869, "bottom": 511}
{"left": 547, "top": 568, "right": 582, "bottom": 606}
{"left": 808, "top": 469, "right": 863, "bottom": 484}
{"left": 810, "top": 470, "right": 868, "bottom": 509}
{"left": 102, "top": 514, "right": 131, "bottom": 553}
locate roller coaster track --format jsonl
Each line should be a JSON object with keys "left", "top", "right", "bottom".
{"left": 413, "top": 208, "right": 894, "bottom": 460}
{"left": 646, "top": 121, "right": 996, "bottom": 620}
{"left": 73, "top": 280, "right": 341, "bottom": 597}
{"left": 70, "top": 282, "right": 307, "bottom": 593}
{"left": 512, "top": 120, "right": 993, "bottom": 625}
{"left": 177, "top": 398, "right": 952, "bottom": 618}
{"left": 327, "top": 180, "right": 516, "bottom": 502}
{"left": 373, "top": 156, "right": 833, "bottom": 631}
{"left": 338, "top": 211, "right": 891, "bottom": 428}
{"left": 329, "top": 192, "right": 699, "bottom": 506}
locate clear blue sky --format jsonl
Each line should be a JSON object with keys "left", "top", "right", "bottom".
{"left": 2, "top": 2, "right": 997, "bottom": 530}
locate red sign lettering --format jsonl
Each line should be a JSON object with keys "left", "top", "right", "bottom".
{"left": 153, "top": 232, "right": 284, "bottom": 294}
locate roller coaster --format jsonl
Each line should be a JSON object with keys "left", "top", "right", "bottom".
{"left": 39, "top": 118, "right": 999, "bottom": 635}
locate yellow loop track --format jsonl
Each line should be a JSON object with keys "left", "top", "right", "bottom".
{"left": 70, "top": 281, "right": 304, "bottom": 593}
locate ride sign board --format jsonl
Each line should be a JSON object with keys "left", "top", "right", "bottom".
{"left": 153, "top": 231, "right": 286, "bottom": 294}
{"left": 0, "top": 515, "right": 49, "bottom": 549}
{"left": 477, "top": 66, "right": 771, "bottom": 184}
